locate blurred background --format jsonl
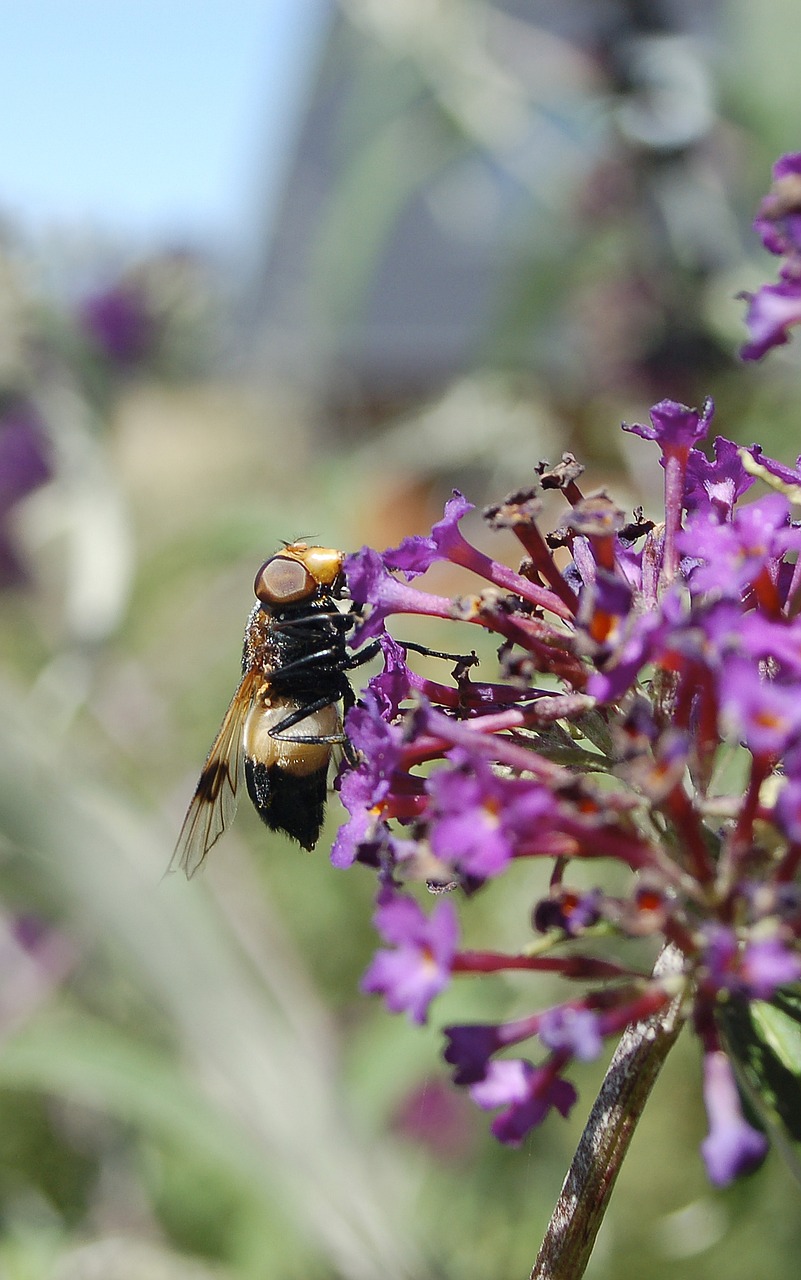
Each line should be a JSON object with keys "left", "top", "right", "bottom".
{"left": 1, "top": 2, "right": 801, "bottom": 1277}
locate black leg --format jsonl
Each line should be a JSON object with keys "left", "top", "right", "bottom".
{"left": 272, "top": 647, "right": 341, "bottom": 678}
{"left": 344, "top": 638, "right": 382, "bottom": 669}
{"left": 398, "top": 640, "right": 478, "bottom": 665}
{"left": 268, "top": 692, "right": 348, "bottom": 745}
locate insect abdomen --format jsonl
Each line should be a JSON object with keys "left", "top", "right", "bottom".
{"left": 242, "top": 696, "right": 340, "bottom": 850}
{"left": 244, "top": 758, "right": 328, "bottom": 851}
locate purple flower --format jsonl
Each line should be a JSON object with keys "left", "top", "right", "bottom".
{"left": 443, "top": 1023, "right": 505, "bottom": 1085}
{"left": 469, "top": 1059, "right": 577, "bottom": 1145}
{"left": 740, "top": 280, "right": 801, "bottom": 362}
{"left": 330, "top": 338, "right": 801, "bottom": 1180}
{"left": 741, "top": 154, "right": 801, "bottom": 361}
{"left": 585, "top": 587, "right": 678, "bottom": 703}
{"left": 684, "top": 437, "right": 757, "bottom": 520}
{"left": 623, "top": 398, "right": 713, "bottom": 455}
{"left": 331, "top": 692, "right": 404, "bottom": 868}
{"left": 361, "top": 891, "right": 459, "bottom": 1024}
{"left": 702, "top": 926, "right": 743, "bottom": 995}
{"left": 368, "top": 633, "right": 415, "bottom": 718}
{"left": 373, "top": 490, "right": 572, "bottom": 620}
{"left": 330, "top": 776, "right": 387, "bottom": 869}
{"left": 623, "top": 399, "right": 715, "bottom": 582}
{"left": 383, "top": 491, "right": 475, "bottom": 579}
{"left": 700, "top": 1050, "right": 768, "bottom": 1187}
{"left": 345, "top": 689, "right": 404, "bottom": 780}
{"left": 0, "top": 400, "right": 52, "bottom": 586}
{"left": 538, "top": 1006, "right": 603, "bottom": 1061}
{"left": 720, "top": 659, "right": 801, "bottom": 759}
{"left": 79, "top": 281, "right": 156, "bottom": 364}
{"left": 344, "top": 546, "right": 453, "bottom": 645}
{"left": 390, "top": 1076, "right": 476, "bottom": 1160}
{"left": 748, "top": 445, "right": 801, "bottom": 491}
{"left": 426, "top": 750, "right": 556, "bottom": 879}
{"left": 702, "top": 925, "right": 801, "bottom": 1001}
{"left": 532, "top": 889, "right": 602, "bottom": 937}
{"left": 752, "top": 152, "right": 801, "bottom": 258}
{"left": 677, "top": 492, "right": 798, "bottom": 598}
{"left": 740, "top": 936, "right": 801, "bottom": 998}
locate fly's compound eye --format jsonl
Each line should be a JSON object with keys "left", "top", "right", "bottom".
{"left": 254, "top": 556, "right": 317, "bottom": 606}
{"left": 298, "top": 545, "right": 345, "bottom": 588}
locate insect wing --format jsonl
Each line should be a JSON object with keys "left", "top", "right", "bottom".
{"left": 171, "top": 669, "right": 262, "bottom": 876}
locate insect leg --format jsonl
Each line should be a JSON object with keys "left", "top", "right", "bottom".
{"left": 343, "top": 638, "right": 382, "bottom": 669}
{"left": 268, "top": 692, "right": 349, "bottom": 745}
{"left": 270, "top": 646, "right": 347, "bottom": 678}
{"left": 397, "top": 640, "right": 478, "bottom": 665}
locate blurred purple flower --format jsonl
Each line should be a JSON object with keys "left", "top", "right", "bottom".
{"left": 78, "top": 281, "right": 156, "bottom": 365}
{"left": 538, "top": 1007, "right": 603, "bottom": 1062}
{"left": 361, "top": 890, "right": 459, "bottom": 1024}
{"left": 740, "top": 281, "right": 801, "bottom": 362}
{"left": 390, "top": 1076, "right": 477, "bottom": 1161}
{"left": 470, "top": 1059, "right": 577, "bottom": 1146}
{"left": 742, "top": 153, "right": 801, "bottom": 361}
{"left": 0, "top": 400, "right": 52, "bottom": 586}
{"left": 701, "top": 1050, "right": 768, "bottom": 1187}
{"left": 752, "top": 151, "right": 801, "bottom": 258}
{"left": 677, "top": 492, "right": 799, "bottom": 598}
{"left": 702, "top": 925, "right": 801, "bottom": 1002}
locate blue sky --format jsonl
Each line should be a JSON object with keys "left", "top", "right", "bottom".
{"left": 0, "top": 0, "right": 327, "bottom": 252}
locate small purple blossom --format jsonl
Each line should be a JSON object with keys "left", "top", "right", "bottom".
{"left": 740, "top": 281, "right": 801, "bottom": 362}
{"left": 443, "top": 1023, "right": 506, "bottom": 1085}
{"left": 538, "top": 1007, "right": 603, "bottom": 1062}
{"left": 368, "top": 633, "right": 415, "bottom": 717}
{"left": 752, "top": 152, "right": 801, "bottom": 258}
{"left": 740, "top": 936, "right": 801, "bottom": 998}
{"left": 623, "top": 397, "right": 713, "bottom": 455}
{"left": 532, "top": 889, "right": 603, "bottom": 937}
{"left": 701, "top": 1050, "right": 768, "bottom": 1187}
{"left": 0, "top": 400, "right": 52, "bottom": 586}
{"left": 470, "top": 1059, "right": 577, "bottom": 1146}
{"left": 383, "top": 491, "right": 475, "bottom": 579}
{"left": 684, "top": 437, "right": 757, "bottom": 520}
{"left": 426, "top": 750, "right": 556, "bottom": 879}
{"left": 331, "top": 692, "right": 405, "bottom": 868}
{"left": 720, "top": 659, "right": 801, "bottom": 759}
{"left": 702, "top": 926, "right": 801, "bottom": 1002}
{"left": 390, "top": 1076, "right": 476, "bottom": 1161}
{"left": 742, "top": 153, "right": 801, "bottom": 361}
{"left": 79, "top": 281, "right": 156, "bottom": 365}
{"left": 344, "top": 546, "right": 454, "bottom": 644}
{"left": 361, "top": 891, "right": 459, "bottom": 1024}
{"left": 748, "top": 445, "right": 801, "bottom": 491}
{"left": 677, "top": 492, "right": 798, "bottom": 598}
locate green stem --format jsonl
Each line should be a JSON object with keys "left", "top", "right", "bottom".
{"left": 530, "top": 945, "right": 687, "bottom": 1280}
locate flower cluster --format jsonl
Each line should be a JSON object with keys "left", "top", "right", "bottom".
{"left": 334, "top": 403, "right": 801, "bottom": 1181}
{"left": 741, "top": 150, "right": 801, "bottom": 361}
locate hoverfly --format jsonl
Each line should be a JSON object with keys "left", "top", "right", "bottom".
{"left": 172, "top": 542, "right": 361, "bottom": 876}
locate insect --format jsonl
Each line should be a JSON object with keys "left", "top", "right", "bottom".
{"left": 172, "top": 542, "right": 361, "bottom": 876}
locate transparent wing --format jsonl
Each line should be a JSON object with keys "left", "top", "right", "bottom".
{"left": 170, "top": 669, "right": 261, "bottom": 877}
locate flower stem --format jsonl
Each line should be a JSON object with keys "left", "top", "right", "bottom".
{"left": 529, "top": 945, "right": 687, "bottom": 1280}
